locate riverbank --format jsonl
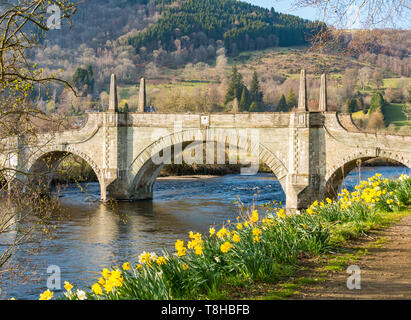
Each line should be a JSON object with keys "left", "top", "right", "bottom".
{"left": 51, "top": 157, "right": 405, "bottom": 185}
{"left": 295, "top": 212, "right": 411, "bottom": 299}
{"left": 227, "top": 208, "right": 411, "bottom": 300}
{"left": 157, "top": 175, "right": 218, "bottom": 180}
{"left": 42, "top": 173, "right": 410, "bottom": 301}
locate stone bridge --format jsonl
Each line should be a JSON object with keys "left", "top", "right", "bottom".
{"left": 1, "top": 71, "right": 410, "bottom": 211}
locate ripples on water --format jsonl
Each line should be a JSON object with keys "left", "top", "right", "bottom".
{"left": 0, "top": 166, "right": 409, "bottom": 299}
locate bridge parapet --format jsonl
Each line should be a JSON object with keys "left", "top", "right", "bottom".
{"left": 127, "top": 112, "right": 293, "bottom": 128}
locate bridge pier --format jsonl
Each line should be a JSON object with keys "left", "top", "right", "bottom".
{"left": 282, "top": 70, "right": 321, "bottom": 211}
{"left": 99, "top": 70, "right": 337, "bottom": 210}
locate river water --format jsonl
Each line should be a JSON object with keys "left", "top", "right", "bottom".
{"left": 0, "top": 166, "right": 409, "bottom": 300}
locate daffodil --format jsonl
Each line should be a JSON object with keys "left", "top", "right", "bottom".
{"left": 64, "top": 281, "right": 73, "bottom": 292}
{"left": 156, "top": 256, "right": 167, "bottom": 265}
{"left": 104, "top": 280, "right": 114, "bottom": 293}
{"left": 216, "top": 227, "right": 228, "bottom": 238}
{"left": 250, "top": 210, "right": 259, "bottom": 223}
{"left": 39, "top": 289, "right": 53, "bottom": 300}
{"left": 92, "top": 283, "right": 103, "bottom": 295}
{"left": 194, "top": 245, "right": 203, "bottom": 256}
{"left": 102, "top": 268, "right": 111, "bottom": 279}
{"left": 76, "top": 290, "right": 87, "bottom": 300}
{"left": 232, "top": 234, "right": 240, "bottom": 242}
{"left": 220, "top": 241, "right": 233, "bottom": 253}
{"left": 277, "top": 209, "right": 286, "bottom": 219}
{"left": 252, "top": 227, "right": 262, "bottom": 236}
{"left": 209, "top": 227, "right": 216, "bottom": 236}
{"left": 175, "top": 240, "right": 187, "bottom": 257}
{"left": 138, "top": 251, "right": 152, "bottom": 264}
{"left": 306, "top": 208, "right": 315, "bottom": 215}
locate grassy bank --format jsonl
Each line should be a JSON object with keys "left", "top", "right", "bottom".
{"left": 35, "top": 173, "right": 410, "bottom": 301}
{"left": 246, "top": 207, "right": 411, "bottom": 300}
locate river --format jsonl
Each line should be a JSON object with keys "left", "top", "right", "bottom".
{"left": 0, "top": 166, "right": 409, "bottom": 300}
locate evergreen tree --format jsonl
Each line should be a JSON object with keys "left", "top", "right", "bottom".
{"left": 128, "top": 0, "right": 319, "bottom": 60}
{"left": 225, "top": 66, "right": 245, "bottom": 104}
{"left": 277, "top": 94, "right": 288, "bottom": 112}
{"left": 122, "top": 102, "right": 129, "bottom": 113}
{"left": 250, "top": 71, "right": 263, "bottom": 104}
{"left": 369, "top": 92, "right": 385, "bottom": 114}
{"left": 358, "top": 96, "right": 365, "bottom": 110}
{"left": 85, "top": 64, "right": 94, "bottom": 92}
{"left": 349, "top": 98, "right": 358, "bottom": 113}
{"left": 286, "top": 88, "right": 297, "bottom": 109}
{"left": 72, "top": 65, "right": 94, "bottom": 96}
{"left": 249, "top": 101, "right": 262, "bottom": 112}
{"left": 342, "top": 98, "right": 351, "bottom": 113}
{"left": 239, "top": 87, "right": 249, "bottom": 112}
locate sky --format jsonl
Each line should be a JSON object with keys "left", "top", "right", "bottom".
{"left": 246, "top": 0, "right": 410, "bottom": 29}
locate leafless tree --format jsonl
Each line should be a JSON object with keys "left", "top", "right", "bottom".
{"left": 0, "top": 0, "right": 79, "bottom": 273}
{"left": 290, "top": 0, "right": 410, "bottom": 54}
{"left": 403, "top": 103, "right": 411, "bottom": 121}
{"left": 292, "top": 0, "right": 410, "bottom": 29}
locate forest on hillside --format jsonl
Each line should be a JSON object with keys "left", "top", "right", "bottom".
{"left": 127, "top": 0, "right": 321, "bottom": 62}
{"left": 38, "top": 0, "right": 409, "bottom": 84}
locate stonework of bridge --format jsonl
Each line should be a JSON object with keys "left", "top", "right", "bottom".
{"left": 1, "top": 70, "right": 410, "bottom": 211}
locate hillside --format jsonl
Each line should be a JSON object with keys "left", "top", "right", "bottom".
{"left": 38, "top": 0, "right": 410, "bottom": 84}
{"left": 29, "top": 0, "right": 410, "bottom": 134}
{"left": 127, "top": 0, "right": 320, "bottom": 62}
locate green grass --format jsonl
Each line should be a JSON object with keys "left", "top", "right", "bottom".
{"left": 383, "top": 103, "right": 411, "bottom": 128}
{"left": 258, "top": 285, "right": 300, "bottom": 300}
{"left": 118, "top": 81, "right": 213, "bottom": 101}
{"left": 353, "top": 103, "right": 410, "bottom": 129}
{"left": 118, "top": 86, "right": 138, "bottom": 100}
{"left": 383, "top": 78, "right": 411, "bottom": 89}
{"left": 295, "top": 276, "right": 327, "bottom": 286}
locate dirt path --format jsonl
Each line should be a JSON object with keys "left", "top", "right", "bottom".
{"left": 297, "top": 215, "right": 411, "bottom": 299}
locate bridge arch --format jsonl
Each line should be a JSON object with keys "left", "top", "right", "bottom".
{"left": 27, "top": 146, "right": 104, "bottom": 196}
{"left": 128, "top": 129, "right": 288, "bottom": 200}
{"left": 325, "top": 149, "right": 410, "bottom": 198}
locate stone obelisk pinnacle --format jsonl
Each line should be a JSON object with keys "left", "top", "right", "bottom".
{"left": 109, "top": 74, "right": 118, "bottom": 112}
{"left": 298, "top": 69, "right": 308, "bottom": 112}
{"left": 138, "top": 77, "right": 146, "bottom": 113}
{"left": 319, "top": 74, "right": 327, "bottom": 112}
